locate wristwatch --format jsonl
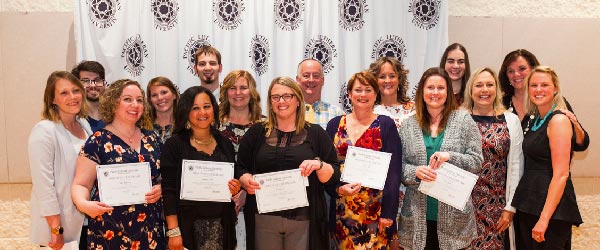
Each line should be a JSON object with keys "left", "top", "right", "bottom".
{"left": 51, "top": 226, "right": 64, "bottom": 235}
{"left": 314, "top": 157, "right": 323, "bottom": 170}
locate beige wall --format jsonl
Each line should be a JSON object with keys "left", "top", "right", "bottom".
{"left": 0, "top": 11, "right": 598, "bottom": 182}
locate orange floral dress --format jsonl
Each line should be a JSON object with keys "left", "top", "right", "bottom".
{"left": 81, "top": 129, "right": 166, "bottom": 250}
{"left": 332, "top": 116, "right": 388, "bottom": 249}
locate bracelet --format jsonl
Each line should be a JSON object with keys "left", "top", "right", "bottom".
{"left": 314, "top": 157, "right": 323, "bottom": 170}
{"left": 166, "top": 227, "right": 181, "bottom": 238}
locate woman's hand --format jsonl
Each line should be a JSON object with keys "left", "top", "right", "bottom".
{"left": 299, "top": 159, "right": 321, "bottom": 177}
{"left": 145, "top": 184, "right": 162, "bottom": 204}
{"left": 77, "top": 200, "right": 113, "bottom": 218}
{"left": 240, "top": 173, "right": 260, "bottom": 195}
{"left": 377, "top": 218, "right": 393, "bottom": 235}
{"left": 428, "top": 152, "right": 450, "bottom": 169}
{"left": 338, "top": 183, "right": 361, "bottom": 196}
{"left": 532, "top": 219, "right": 549, "bottom": 243}
{"left": 233, "top": 190, "right": 247, "bottom": 215}
{"left": 495, "top": 210, "right": 514, "bottom": 233}
{"left": 47, "top": 233, "right": 64, "bottom": 250}
{"left": 228, "top": 179, "right": 241, "bottom": 195}
{"left": 416, "top": 165, "right": 437, "bottom": 182}
{"left": 168, "top": 235, "right": 184, "bottom": 250}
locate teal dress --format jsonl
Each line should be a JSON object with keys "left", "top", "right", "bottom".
{"left": 424, "top": 129, "right": 445, "bottom": 221}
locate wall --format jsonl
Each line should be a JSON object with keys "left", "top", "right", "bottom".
{"left": 0, "top": 1, "right": 598, "bottom": 182}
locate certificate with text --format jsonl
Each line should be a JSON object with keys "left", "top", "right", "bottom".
{"left": 254, "top": 169, "right": 309, "bottom": 214}
{"left": 418, "top": 162, "right": 479, "bottom": 211}
{"left": 180, "top": 160, "right": 234, "bottom": 202}
{"left": 96, "top": 162, "right": 152, "bottom": 207}
{"left": 341, "top": 146, "right": 391, "bottom": 190}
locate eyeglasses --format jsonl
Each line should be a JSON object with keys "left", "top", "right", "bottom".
{"left": 81, "top": 78, "right": 106, "bottom": 86}
{"left": 270, "top": 94, "right": 295, "bottom": 102}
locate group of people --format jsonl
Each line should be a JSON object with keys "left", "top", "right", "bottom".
{"left": 28, "top": 44, "right": 587, "bottom": 250}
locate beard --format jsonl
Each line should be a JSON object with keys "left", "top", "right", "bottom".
{"left": 87, "top": 95, "right": 100, "bottom": 102}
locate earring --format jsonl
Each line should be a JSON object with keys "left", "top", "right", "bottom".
{"left": 185, "top": 121, "right": 191, "bottom": 129}
{"left": 211, "top": 120, "right": 215, "bottom": 126}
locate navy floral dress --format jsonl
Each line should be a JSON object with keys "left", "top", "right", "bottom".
{"left": 80, "top": 129, "right": 166, "bottom": 250}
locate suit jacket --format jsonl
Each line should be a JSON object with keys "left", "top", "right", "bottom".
{"left": 398, "top": 109, "right": 483, "bottom": 250}
{"left": 28, "top": 118, "right": 91, "bottom": 245}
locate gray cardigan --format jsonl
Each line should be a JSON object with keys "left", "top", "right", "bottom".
{"left": 398, "top": 109, "right": 483, "bottom": 250}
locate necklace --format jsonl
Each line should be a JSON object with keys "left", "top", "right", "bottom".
{"left": 192, "top": 135, "right": 214, "bottom": 146}
{"left": 530, "top": 103, "right": 557, "bottom": 132}
{"left": 112, "top": 125, "right": 137, "bottom": 143}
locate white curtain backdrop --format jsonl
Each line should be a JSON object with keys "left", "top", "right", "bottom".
{"left": 74, "top": 0, "right": 448, "bottom": 111}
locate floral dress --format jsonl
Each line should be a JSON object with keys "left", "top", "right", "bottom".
{"left": 81, "top": 129, "right": 166, "bottom": 250}
{"left": 468, "top": 115, "right": 510, "bottom": 249}
{"left": 332, "top": 115, "right": 388, "bottom": 250}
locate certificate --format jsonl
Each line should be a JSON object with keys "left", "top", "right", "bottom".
{"left": 341, "top": 146, "right": 392, "bottom": 190}
{"left": 254, "top": 169, "right": 309, "bottom": 214}
{"left": 418, "top": 162, "right": 479, "bottom": 211}
{"left": 96, "top": 162, "right": 152, "bottom": 207}
{"left": 180, "top": 159, "right": 234, "bottom": 202}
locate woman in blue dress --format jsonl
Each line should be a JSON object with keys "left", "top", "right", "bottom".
{"left": 72, "top": 79, "right": 166, "bottom": 250}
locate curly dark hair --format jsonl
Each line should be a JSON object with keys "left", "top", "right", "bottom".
{"left": 173, "top": 86, "right": 220, "bottom": 135}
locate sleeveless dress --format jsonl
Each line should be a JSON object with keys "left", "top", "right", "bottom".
{"left": 81, "top": 129, "right": 166, "bottom": 250}
{"left": 468, "top": 115, "right": 510, "bottom": 249}
{"left": 332, "top": 115, "right": 388, "bottom": 250}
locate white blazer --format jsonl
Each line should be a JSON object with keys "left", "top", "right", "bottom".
{"left": 28, "top": 118, "right": 92, "bottom": 245}
{"left": 503, "top": 111, "right": 525, "bottom": 250}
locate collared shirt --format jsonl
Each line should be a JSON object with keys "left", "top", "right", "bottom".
{"left": 305, "top": 99, "right": 345, "bottom": 129}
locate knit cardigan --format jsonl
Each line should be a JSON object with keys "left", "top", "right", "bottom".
{"left": 398, "top": 109, "right": 483, "bottom": 250}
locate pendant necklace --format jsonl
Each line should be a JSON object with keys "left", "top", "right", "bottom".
{"left": 112, "top": 125, "right": 137, "bottom": 143}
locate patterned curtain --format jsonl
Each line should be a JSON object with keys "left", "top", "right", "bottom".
{"left": 74, "top": 0, "right": 448, "bottom": 111}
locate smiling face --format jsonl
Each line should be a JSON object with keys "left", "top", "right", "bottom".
{"left": 195, "top": 53, "right": 222, "bottom": 86}
{"left": 377, "top": 62, "right": 399, "bottom": 98}
{"left": 79, "top": 70, "right": 105, "bottom": 102}
{"left": 296, "top": 60, "right": 324, "bottom": 104}
{"left": 188, "top": 92, "right": 214, "bottom": 130}
{"left": 270, "top": 84, "right": 298, "bottom": 121}
{"left": 115, "top": 84, "right": 144, "bottom": 125}
{"left": 423, "top": 75, "right": 448, "bottom": 111}
{"left": 349, "top": 80, "right": 377, "bottom": 110}
{"left": 528, "top": 72, "right": 556, "bottom": 110}
{"left": 444, "top": 49, "right": 466, "bottom": 81}
{"left": 470, "top": 71, "right": 497, "bottom": 110}
{"left": 149, "top": 85, "right": 176, "bottom": 114}
{"left": 507, "top": 56, "right": 531, "bottom": 91}
{"left": 53, "top": 78, "right": 84, "bottom": 117}
{"left": 227, "top": 77, "right": 251, "bottom": 109}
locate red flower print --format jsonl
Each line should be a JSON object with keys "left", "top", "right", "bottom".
{"left": 137, "top": 212, "right": 147, "bottom": 222}
{"left": 104, "top": 142, "right": 113, "bottom": 153}
{"left": 96, "top": 245, "right": 104, "bottom": 250}
{"left": 131, "top": 241, "right": 140, "bottom": 250}
{"left": 147, "top": 231, "right": 153, "bottom": 242}
{"left": 114, "top": 145, "right": 124, "bottom": 155}
{"left": 149, "top": 240, "right": 157, "bottom": 249}
{"left": 337, "top": 143, "right": 349, "bottom": 157}
{"left": 144, "top": 143, "right": 154, "bottom": 152}
{"left": 138, "top": 155, "right": 145, "bottom": 162}
{"left": 103, "top": 230, "right": 114, "bottom": 240}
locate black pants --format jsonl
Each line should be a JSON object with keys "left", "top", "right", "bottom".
{"left": 425, "top": 220, "right": 440, "bottom": 250}
{"left": 79, "top": 226, "right": 87, "bottom": 250}
{"left": 514, "top": 211, "right": 572, "bottom": 250}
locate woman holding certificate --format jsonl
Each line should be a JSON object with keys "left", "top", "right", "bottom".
{"left": 462, "top": 68, "right": 524, "bottom": 249}
{"left": 398, "top": 68, "right": 482, "bottom": 250}
{"left": 236, "top": 77, "right": 340, "bottom": 250}
{"left": 71, "top": 79, "right": 166, "bottom": 250}
{"left": 29, "top": 71, "right": 91, "bottom": 249}
{"left": 511, "top": 66, "right": 582, "bottom": 249}
{"left": 160, "top": 86, "right": 241, "bottom": 250}
{"left": 326, "top": 71, "right": 402, "bottom": 249}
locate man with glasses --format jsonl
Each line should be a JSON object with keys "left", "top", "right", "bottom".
{"left": 71, "top": 60, "right": 107, "bottom": 132}
{"left": 194, "top": 45, "right": 223, "bottom": 101}
{"left": 296, "top": 59, "right": 344, "bottom": 129}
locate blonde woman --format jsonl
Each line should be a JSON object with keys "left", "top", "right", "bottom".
{"left": 462, "top": 68, "right": 523, "bottom": 250}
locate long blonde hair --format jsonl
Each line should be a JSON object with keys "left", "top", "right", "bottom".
{"left": 462, "top": 67, "right": 506, "bottom": 116}
{"left": 524, "top": 66, "right": 567, "bottom": 115}
{"left": 264, "top": 77, "right": 306, "bottom": 137}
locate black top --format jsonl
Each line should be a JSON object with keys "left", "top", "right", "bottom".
{"left": 235, "top": 122, "right": 341, "bottom": 250}
{"left": 160, "top": 129, "right": 237, "bottom": 250}
{"left": 86, "top": 116, "right": 106, "bottom": 132}
{"left": 504, "top": 96, "right": 589, "bottom": 151}
{"left": 511, "top": 111, "right": 583, "bottom": 225}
